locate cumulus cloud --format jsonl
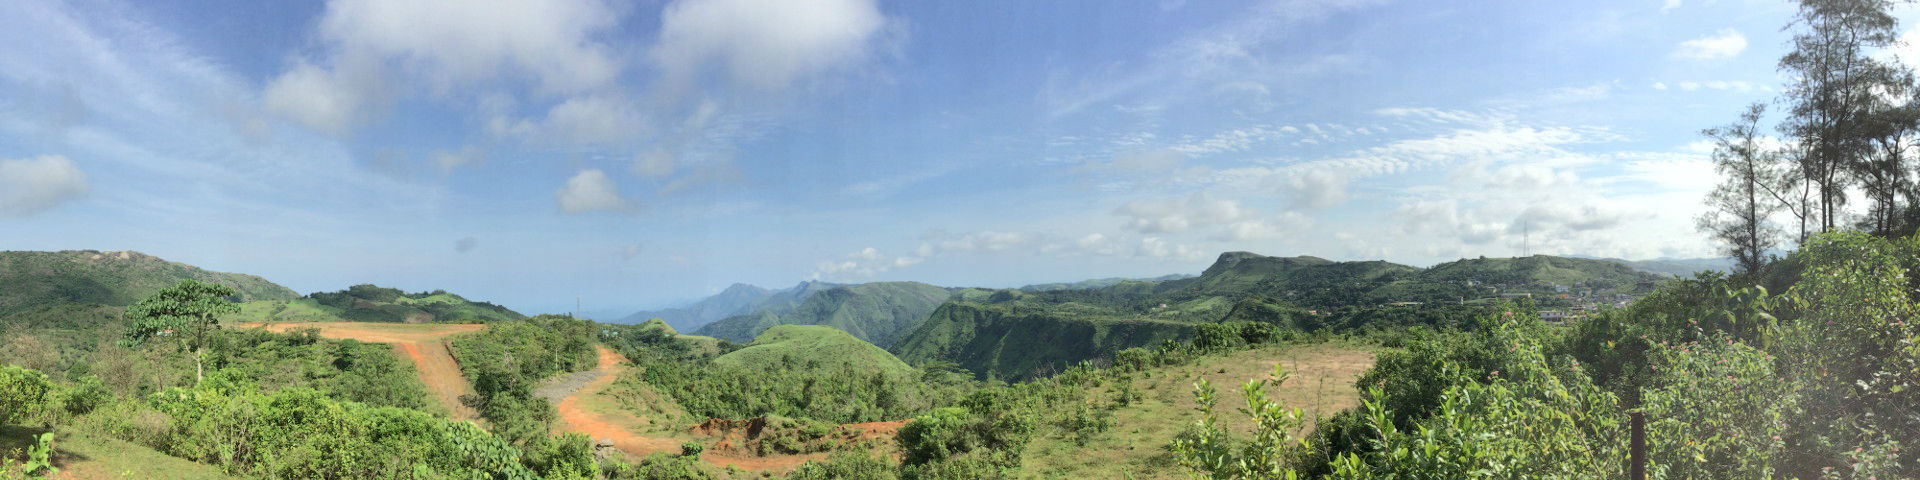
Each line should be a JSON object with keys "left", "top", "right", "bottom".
{"left": 1280, "top": 168, "right": 1349, "bottom": 209}
{"left": 1137, "top": 237, "right": 1206, "bottom": 261}
{"left": 0, "top": 155, "right": 89, "bottom": 216}
{"left": 1672, "top": 29, "right": 1746, "bottom": 60}
{"left": 263, "top": 60, "right": 382, "bottom": 136}
{"left": 555, "top": 169, "right": 633, "bottom": 213}
{"left": 1115, "top": 193, "right": 1250, "bottom": 234}
{"left": 266, "top": 0, "right": 623, "bottom": 135}
{"left": 651, "top": 0, "right": 893, "bottom": 93}
{"left": 812, "top": 246, "right": 919, "bottom": 280}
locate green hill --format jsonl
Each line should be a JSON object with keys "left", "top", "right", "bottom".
{"left": 694, "top": 281, "right": 953, "bottom": 348}
{"left": 237, "top": 284, "right": 524, "bottom": 324}
{"left": 893, "top": 251, "right": 1666, "bottom": 381}
{"left": 891, "top": 301, "right": 1191, "bottom": 381}
{"left": 0, "top": 250, "right": 298, "bottom": 318}
{"left": 710, "top": 325, "right": 914, "bottom": 378}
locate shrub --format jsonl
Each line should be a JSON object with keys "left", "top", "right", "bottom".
{"left": 0, "top": 365, "right": 52, "bottom": 426}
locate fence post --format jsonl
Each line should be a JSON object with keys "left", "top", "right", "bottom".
{"left": 1629, "top": 411, "right": 1646, "bottom": 480}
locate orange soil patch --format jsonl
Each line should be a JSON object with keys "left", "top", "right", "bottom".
{"left": 555, "top": 347, "right": 829, "bottom": 472}
{"left": 233, "top": 322, "right": 484, "bottom": 420}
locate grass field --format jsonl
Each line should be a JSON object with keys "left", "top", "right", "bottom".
{"left": 1, "top": 426, "right": 236, "bottom": 480}
{"left": 1020, "top": 341, "right": 1377, "bottom": 479}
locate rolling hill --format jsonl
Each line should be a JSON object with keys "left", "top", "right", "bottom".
{"left": 710, "top": 324, "right": 916, "bottom": 378}
{"left": 0, "top": 250, "right": 298, "bottom": 318}
{"left": 693, "top": 281, "right": 953, "bottom": 348}
{"left": 237, "top": 284, "right": 525, "bottom": 324}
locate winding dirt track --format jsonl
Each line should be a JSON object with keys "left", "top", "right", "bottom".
{"left": 553, "top": 346, "right": 826, "bottom": 472}
{"left": 233, "top": 322, "right": 484, "bottom": 421}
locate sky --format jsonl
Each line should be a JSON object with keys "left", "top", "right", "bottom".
{"left": 3, "top": 0, "right": 1914, "bottom": 318}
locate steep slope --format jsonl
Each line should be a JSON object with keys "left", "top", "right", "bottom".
{"left": 237, "top": 284, "right": 524, "bottom": 324}
{"left": 891, "top": 301, "right": 1191, "bottom": 381}
{"left": 0, "top": 250, "right": 297, "bottom": 317}
{"left": 694, "top": 281, "right": 952, "bottom": 348}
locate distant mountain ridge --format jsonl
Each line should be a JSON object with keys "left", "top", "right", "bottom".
{"left": 616, "top": 280, "right": 841, "bottom": 331}
{"left": 694, "top": 281, "right": 954, "bottom": 348}
{"left": 1019, "top": 273, "right": 1192, "bottom": 292}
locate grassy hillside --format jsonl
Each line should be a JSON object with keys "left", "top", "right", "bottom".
{"left": 711, "top": 325, "right": 914, "bottom": 378}
{"left": 1019, "top": 342, "right": 1376, "bottom": 479}
{"left": 0, "top": 250, "right": 297, "bottom": 317}
{"left": 237, "top": 284, "right": 524, "bottom": 324}
{"left": 695, "top": 282, "right": 953, "bottom": 348}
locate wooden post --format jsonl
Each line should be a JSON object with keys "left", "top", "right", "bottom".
{"left": 1629, "top": 411, "right": 1646, "bottom": 480}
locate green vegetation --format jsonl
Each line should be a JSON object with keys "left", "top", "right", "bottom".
{"left": 892, "top": 251, "right": 1650, "bottom": 381}
{"left": 628, "top": 325, "right": 969, "bottom": 424}
{"left": 1165, "top": 233, "right": 1920, "bottom": 478}
{"left": 124, "top": 279, "right": 240, "bottom": 386}
{"left": 695, "top": 282, "right": 953, "bottom": 348}
{"left": 449, "top": 314, "right": 598, "bottom": 444}
{"left": 240, "top": 284, "right": 525, "bottom": 324}
{"left": 0, "top": 250, "right": 297, "bottom": 320}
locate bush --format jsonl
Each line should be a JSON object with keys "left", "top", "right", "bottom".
{"left": 60, "top": 375, "right": 111, "bottom": 416}
{"left": 787, "top": 451, "right": 899, "bottom": 480}
{"left": 0, "top": 365, "right": 51, "bottom": 426}
{"left": 680, "top": 440, "right": 703, "bottom": 458}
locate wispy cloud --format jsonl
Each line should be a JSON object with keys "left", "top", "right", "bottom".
{"left": 1672, "top": 28, "right": 1747, "bottom": 60}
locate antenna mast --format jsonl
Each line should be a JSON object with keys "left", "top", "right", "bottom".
{"left": 1523, "top": 220, "right": 1530, "bottom": 257}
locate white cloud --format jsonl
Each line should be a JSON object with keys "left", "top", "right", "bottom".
{"left": 555, "top": 169, "right": 632, "bottom": 213}
{"left": 1217, "top": 212, "right": 1313, "bottom": 241}
{"left": 1280, "top": 168, "right": 1349, "bottom": 209}
{"left": 1137, "top": 237, "right": 1206, "bottom": 261}
{"left": 651, "top": 0, "right": 893, "bottom": 93}
{"left": 1652, "top": 82, "right": 1669, "bottom": 90}
{"left": 1672, "top": 29, "right": 1747, "bottom": 60}
{"left": 1673, "top": 80, "right": 1765, "bottom": 92}
{"left": 430, "top": 146, "right": 484, "bottom": 172}
{"left": 1661, "top": 0, "right": 1683, "bottom": 13}
{"left": 0, "top": 155, "right": 89, "bottom": 216}
{"left": 812, "top": 246, "right": 919, "bottom": 280}
{"left": 1115, "top": 193, "right": 1251, "bottom": 234}
{"left": 936, "top": 231, "right": 1032, "bottom": 252}
{"left": 633, "top": 149, "right": 676, "bottom": 178}
{"left": 266, "top": 0, "right": 623, "bottom": 135}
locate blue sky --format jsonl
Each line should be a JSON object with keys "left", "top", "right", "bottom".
{"left": 2, "top": 0, "right": 1910, "bottom": 317}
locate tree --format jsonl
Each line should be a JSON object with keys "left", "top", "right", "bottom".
{"left": 125, "top": 279, "right": 239, "bottom": 386}
{"left": 1698, "top": 104, "right": 1787, "bottom": 275}
{"left": 1777, "top": 0, "right": 1906, "bottom": 233}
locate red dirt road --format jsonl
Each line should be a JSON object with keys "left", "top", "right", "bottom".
{"left": 234, "top": 322, "right": 484, "bottom": 421}
{"left": 554, "top": 347, "right": 826, "bottom": 472}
